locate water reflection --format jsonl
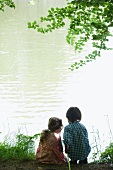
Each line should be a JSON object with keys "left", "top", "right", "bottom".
{"left": 0, "top": 0, "right": 76, "bottom": 134}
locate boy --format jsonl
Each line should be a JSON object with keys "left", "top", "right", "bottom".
{"left": 63, "top": 107, "right": 91, "bottom": 164}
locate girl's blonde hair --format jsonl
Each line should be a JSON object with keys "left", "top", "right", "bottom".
{"left": 40, "top": 129, "right": 50, "bottom": 143}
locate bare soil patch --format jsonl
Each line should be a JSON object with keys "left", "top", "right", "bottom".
{"left": 0, "top": 160, "right": 113, "bottom": 170}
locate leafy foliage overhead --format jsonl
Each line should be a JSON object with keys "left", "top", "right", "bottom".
{"left": 28, "top": 0, "right": 113, "bottom": 69}
{"left": 0, "top": 0, "right": 15, "bottom": 11}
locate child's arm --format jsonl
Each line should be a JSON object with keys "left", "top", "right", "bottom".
{"left": 58, "top": 136, "right": 63, "bottom": 152}
{"left": 63, "top": 127, "right": 72, "bottom": 154}
{"left": 64, "top": 144, "right": 68, "bottom": 153}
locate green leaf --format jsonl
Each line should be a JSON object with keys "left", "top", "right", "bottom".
{"left": 28, "top": 1, "right": 113, "bottom": 70}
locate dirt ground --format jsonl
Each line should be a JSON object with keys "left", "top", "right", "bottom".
{"left": 0, "top": 160, "right": 113, "bottom": 170}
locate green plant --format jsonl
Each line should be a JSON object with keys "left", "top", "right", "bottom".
{"left": 99, "top": 142, "right": 113, "bottom": 163}
{"left": 0, "top": 0, "right": 15, "bottom": 11}
{"left": 90, "top": 116, "right": 113, "bottom": 163}
{"left": 90, "top": 128, "right": 102, "bottom": 162}
{"left": 67, "top": 154, "right": 71, "bottom": 170}
{"left": 0, "top": 133, "right": 40, "bottom": 160}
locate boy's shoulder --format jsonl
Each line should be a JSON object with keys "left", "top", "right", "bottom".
{"left": 64, "top": 122, "right": 78, "bottom": 129}
{"left": 64, "top": 123, "right": 72, "bottom": 130}
{"left": 65, "top": 122, "right": 86, "bottom": 129}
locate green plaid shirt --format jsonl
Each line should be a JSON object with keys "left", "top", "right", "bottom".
{"left": 63, "top": 121, "right": 91, "bottom": 161}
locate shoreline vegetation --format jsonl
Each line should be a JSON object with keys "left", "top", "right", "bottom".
{"left": 0, "top": 132, "right": 113, "bottom": 170}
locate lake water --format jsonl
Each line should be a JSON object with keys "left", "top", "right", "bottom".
{"left": 0, "top": 0, "right": 113, "bottom": 161}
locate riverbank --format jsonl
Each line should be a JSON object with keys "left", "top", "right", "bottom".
{"left": 0, "top": 160, "right": 112, "bottom": 170}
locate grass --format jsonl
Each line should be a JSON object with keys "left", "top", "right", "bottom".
{"left": 0, "top": 133, "right": 40, "bottom": 160}
{"left": 99, "top": 142, "right": 113, "bottom": 163}
{"left": 90, "top": 115, "right": 113, "bottom": 164}
{"left": 90, "top": 130, "right": 113, "bottom": 164}
{"left": 0, "top": 131, "right": 113, "bottom": 163}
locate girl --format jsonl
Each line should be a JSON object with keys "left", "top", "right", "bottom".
{"left": 36, "top": 117, "right": 67, "bottom": 164}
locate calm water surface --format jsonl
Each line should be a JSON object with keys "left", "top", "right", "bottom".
{"left": 0, "top": 0, "right": 113, "bottom": 159}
